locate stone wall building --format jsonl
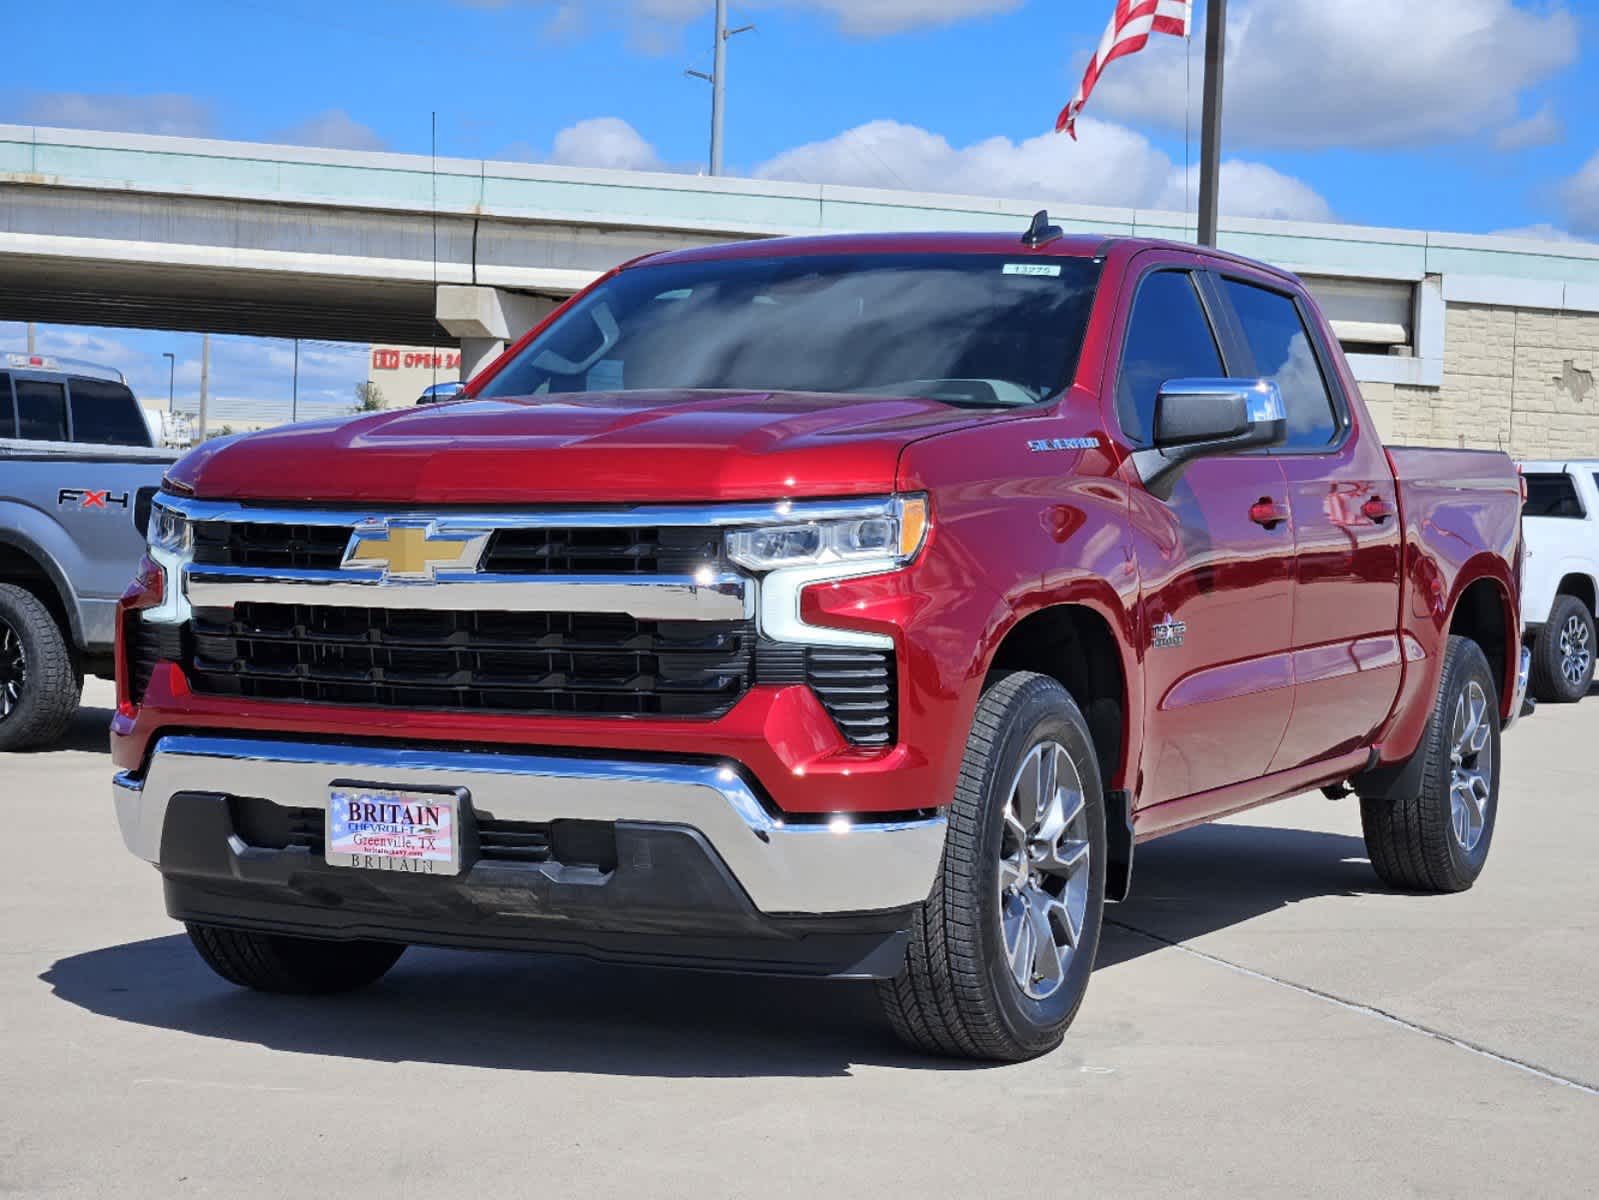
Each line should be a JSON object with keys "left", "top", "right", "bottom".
{"left": 1358, "top": 300, "right": 1599, "bottom": 458}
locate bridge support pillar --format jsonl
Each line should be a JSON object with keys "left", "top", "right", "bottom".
{"left": 436, "top": 285, "right": 556, "bottom": 382}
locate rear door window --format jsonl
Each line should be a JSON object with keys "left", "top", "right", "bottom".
{"left": 14, "top": 379, "right": 68, "bottom": 442}
{"left": 0, "top": 373, "right": 14, "bottom": 439}
{"left": 1222, "top": 279, "right": 1341, "bottom": 452}
{"left": 68, "top": 377, "right": 152, "bottom": 446}
{"left": 1524, "top": 473, "right": 1585, "bottom": 518}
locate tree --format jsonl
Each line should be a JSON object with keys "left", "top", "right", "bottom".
{"left": 353, "top": 381, "right": 385, "bottom": 412}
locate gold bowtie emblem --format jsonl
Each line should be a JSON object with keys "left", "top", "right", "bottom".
{"left": 345, "top": 526, "right": 478, "bottom": 579}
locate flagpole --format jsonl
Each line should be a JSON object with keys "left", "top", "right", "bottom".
{"left": 1196, "top": 0, "right": 1226, "bottom": 247}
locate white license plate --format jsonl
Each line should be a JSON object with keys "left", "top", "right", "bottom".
{"left": 326, "top": 784, "right": 462, "bottom": 875}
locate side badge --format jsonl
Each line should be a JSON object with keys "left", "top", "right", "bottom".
{"left": 1152, "top": 614, "right": 1187, "bottom": 650}
{"left": 1027, "top": 436, "right": 1100, "bottom": 453}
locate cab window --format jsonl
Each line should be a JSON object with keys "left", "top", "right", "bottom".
{"left": 0, "top": 373, "right": 14, "bottom": 439}
{"left": 1222, "top": 279, "right": 1340, "bottom": 452}
{"left": 1116, "top": 271, "right": 1225, "bottom": 446}
{"left": 14, "top": 379, "right": 68, "bottom": 442}
{"left": 1524, "top": 473, "right": 1585, "bottom": 518}
{"left": 68, "top": 377, "right": 152, "bottom": 447}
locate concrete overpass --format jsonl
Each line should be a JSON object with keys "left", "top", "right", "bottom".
{"left": 5, "top": 123, "right": 1599, "bottom": 380}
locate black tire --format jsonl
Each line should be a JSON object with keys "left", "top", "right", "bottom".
{"left": 1361, "top": 636, "right": 1500, "bottom": 893}
{"left": 186, "top": 924, "right": 405, "bottom": 994}
{"left": 0, "top": 583, "right": 81, "bottom": 753}
{"left": 1529, "top": 593, "right": 1594, "bottom": 703}
{"left": 878, "top": 671, "right": 1107, "bottom": 1062}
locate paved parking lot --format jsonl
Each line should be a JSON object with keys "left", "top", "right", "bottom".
{"left": 2, "top": 680, "right": 1595, "bottom": 1197}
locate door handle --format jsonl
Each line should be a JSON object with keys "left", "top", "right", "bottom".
{"left": 1362, "top": 496, "right": 1395, "bottom": 524}
{"left": 1249, "top": 499, "right": 1290, "bottom": 530}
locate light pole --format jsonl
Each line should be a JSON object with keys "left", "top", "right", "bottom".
{"left": 685, "top": 0, "right": 754, "bottom": 175}
{"left": 161, "top": 352, "right": 175, "bottom": 413}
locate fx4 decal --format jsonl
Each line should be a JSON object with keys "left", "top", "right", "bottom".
{"left": 58, "top": 488, "right": 130, "bottom": 510}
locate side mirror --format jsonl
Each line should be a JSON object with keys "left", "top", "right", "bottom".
{"left": 1134, "top": 378, "right": 1286, "bottom": 495}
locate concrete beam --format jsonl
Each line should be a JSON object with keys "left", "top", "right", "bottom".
{"left": 437, "top": 286, "right": 558, "bottom": 380}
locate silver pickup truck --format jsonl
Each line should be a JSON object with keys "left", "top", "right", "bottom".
{"left": 1, "top": 353, "right": 178, "bottom": 749}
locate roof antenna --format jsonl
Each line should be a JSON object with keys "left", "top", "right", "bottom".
{"left": 1022, "top": 209, "right": 1064, "bottom": 248}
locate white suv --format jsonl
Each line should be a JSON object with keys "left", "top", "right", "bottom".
{"left": 1519, "top": 460, "right": 1599, "bottom": 702}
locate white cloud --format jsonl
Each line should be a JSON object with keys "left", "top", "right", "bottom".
{"left": 1494, "top": 104, "right": 1563, "bottom": 152}
{"left": 1560, "top": 153, "right": 1599, "bottom": 237}
{"left": 549, "top": 116, "right": 666, "bottom": 171}
{"left": 272, "top": 109, "right": 387, "bottom": 152}
{"left": 1488, "top": 223, "right": 1587, "bottom": 243}
{"left": 754, "top": 117, "right": 1332, "bottom": 221}
{"left": 470, "top": 1, "right": 1019, "bottom": 39}
{"left": 1089, "top": 0, "right": 1577, "bottom": 150}
{"left": 12, "top": 91, "right": 214, "bottom": 137}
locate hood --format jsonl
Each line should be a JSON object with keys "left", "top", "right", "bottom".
{"left": 168, "top": 390, "right": 993, "bottom": 504}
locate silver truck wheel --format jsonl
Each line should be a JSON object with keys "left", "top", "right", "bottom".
{"left": 878, "top": 671, "right": 1107, "bottom": 1061}
{"left": 998, "top": 741, "right": 1092, "bottom": 1000}
{"left": 1361, "top": 636, "right": 1499, "bottom": 892}
{"left": 1530, "top": 594, "right": 1595, "bottom": 703}
{"left": 0, "top": 584, "right": 81, "bottom": 752}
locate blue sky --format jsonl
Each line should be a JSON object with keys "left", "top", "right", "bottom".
{"left": 6, "top": 0, "right": 1599, "bottom": 420}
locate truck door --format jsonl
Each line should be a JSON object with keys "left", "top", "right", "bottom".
{"left": 1114, "top": 264, "right": 1296, "bottom": 807}
{"left": 1211, "top": 274, "right": 1404, "bottom": 771}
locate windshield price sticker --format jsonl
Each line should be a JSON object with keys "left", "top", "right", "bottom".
{"left": 327, "top": 786, "right": 462, "bottom": 875}
{"left": 1003, "top": 263, "right": 1062, "bottom": 277}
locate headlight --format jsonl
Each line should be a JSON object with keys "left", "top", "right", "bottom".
{"left": 147, "top": 503, "right": 192, "bottom": 555}
{"left": 727, "top": 495, "right": 929, "bottom": 572}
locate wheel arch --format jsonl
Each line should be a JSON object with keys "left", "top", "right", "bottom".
{"left": 1448, "top": 573, "right": 1516, "bottom": 710}
{"left": 1554, "top": 571, "right": 1597, "bottom": 615}
{"left": 0, "top": 531, "right": 82, "bottom": 648}
{"left": 982, "top": 596, "right": 1137, "bottom": 901}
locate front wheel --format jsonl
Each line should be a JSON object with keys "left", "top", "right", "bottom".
{"left": 186, "top": 924, "right": 405, "bottom": 994}
{"left": 878, "top": 671, "right": 1107, "bottom": 1061}
{"left": 0, "top": 583, "right": 81, "bottom": 752}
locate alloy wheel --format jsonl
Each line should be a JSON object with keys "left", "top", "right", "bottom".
{"left": 997, "top": 741, "right": 1091, "bottom": 1001}
{"left": 0, "top": 619, "right": 24, "bottom": 722}
{"left": 1558, "top": 613, "right": 1592, "bottom": 688}
{"left": 1447, "top": 680, "right": 1493, "bottom": 854}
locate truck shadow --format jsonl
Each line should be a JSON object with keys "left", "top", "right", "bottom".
{"left": 41, "top": 823, "right": 1379, "bottom": 1077}
{"left": 53, "top": 703, "right": 117, "bottom": 754}
{"left": 1097, "top": 822, "right": 1379, "bottom": 968}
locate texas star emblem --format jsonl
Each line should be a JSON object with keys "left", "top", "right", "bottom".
{"left": 1152, "top": 614, "right": 1187, "bottom": 650}
{"left": 342, "top": 523, "right": 483, "bottom": 580}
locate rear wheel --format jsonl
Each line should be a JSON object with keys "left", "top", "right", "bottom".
{"left": 186, "top": 924, "right": 405, "bottom": 994}
{"left": 1361, "top": 636, "right": 1499, "bottom": 892}
{"left": 1530, "top": 593, "right": 1594, "bottom": 703}
{"left": 878, "top": 671, "right": 1107, "bottom": 1061}
{"left": 0, "top": 583, "right": 81, "bottom": 752}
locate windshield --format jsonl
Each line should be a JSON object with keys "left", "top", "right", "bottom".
{"left": 478, "top": 253, "right": 1102, "bottom": 408}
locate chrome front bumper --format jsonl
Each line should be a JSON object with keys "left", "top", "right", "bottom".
{"left": 114, "top": 735, "right": 945, "bottom": 915}
{"left": 1504, "top": 645, "right": 1533, "bottom": 732}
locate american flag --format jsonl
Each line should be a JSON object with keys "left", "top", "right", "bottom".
{"left": 1057, "top": 0, "right": 1193, "bottom": 139}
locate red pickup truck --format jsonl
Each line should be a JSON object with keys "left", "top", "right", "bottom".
{"left": 113, "top": 222, "right": 1526, "bottom": 1061}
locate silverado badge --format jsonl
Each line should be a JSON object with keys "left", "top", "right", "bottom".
{"left": 342, "top": 523, "right": 485, "bottom": 580}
